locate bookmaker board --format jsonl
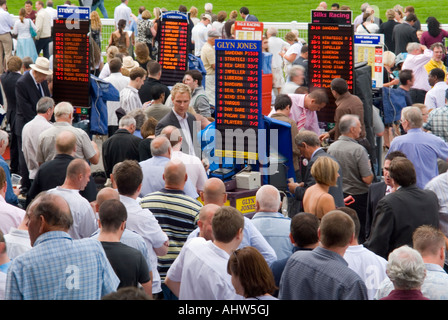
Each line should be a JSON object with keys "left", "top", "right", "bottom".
{"left": 214, "top": 39, "right": 262, "bottom": 161}
{"left": 52, "top": 6, "right": 90, "bottom": 115}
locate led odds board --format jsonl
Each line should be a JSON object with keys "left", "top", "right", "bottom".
{"left": 308, "top": 11, "right": 354, "bottom": 122}
{"left": 214, "top": 39, "right": 262, "bottom": 161}
{"left": 157, "top": 11, "right": 190, "bottom": 86}
{"left": 53, "top": 6, "right": 90, "bottom": 114}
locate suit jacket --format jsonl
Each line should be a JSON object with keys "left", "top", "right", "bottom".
{"left": 15, "top": 71, "right": 50, "bottom": 136}
{"left": 138, "top": 77, "right": 170, "bottom": 105}
{"left": 245, "top": 14, "right": 258, "bottom": 22}
{"left": 102, "top": 128, "right": 141, "bottom": 177}
{"left": 364, "top": 184, "right": 439, "bottom": 259}
{"left": 293, "top": 148, "right": 345, "bottom": 207}
{"left": 392, "top": 22, "right": 419, "bottom": 55}
{"left": 0, "top": 71, "right": 22, "bottom": 133}
{"left": 26, "top": 154, "right": 97, "bottom": 206}
{"left": 155, "top": 110, "right": 197, "bottom": 154}
{"left": 365, "top": 181, "right": 387, "bottom": 239}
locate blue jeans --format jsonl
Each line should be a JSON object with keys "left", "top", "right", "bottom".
{"left": 91, "top": 0, "right": 108, "bottom": 18}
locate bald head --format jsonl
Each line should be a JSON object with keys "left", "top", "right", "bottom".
{"left": 163, "top": 159, "right": 187, "bottom": 188}
{"left": 95, "top": 187, "right": 120, "bottom": 212}
{"left": 55, "top": 130, "right": 77, "bottom": 155}
{"left": 150, "top": 135, "right": 172, "bottom": 157}
{"left": 198, "top": 203, "right": 220, "bottom": 240}
{"left": 161, "top": 125, "right": 182, "bottom": 148}
{"left": 256, "top": 184, "right": 281, "bottom": 212}
{"left": 201, "top": 177, "right": 227, "bottom": 205}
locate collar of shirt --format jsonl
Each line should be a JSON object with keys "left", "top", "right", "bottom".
{"left": 173, "top": 109, "right": 187, "bottom": 121}
{"left": 33, "top": 230, "right": 72, "bottom": 247}
{"left": 338, "top": 135, "right": 357, "bottom": 143}
{"left": 407, "top": 128, "right": 423, "bottom": 134}
{"left": 314, "top": 246, "right": 349, "bottom": 266}
{"left": 425, "top": 263, "right": 446, "bottom": 273}
{"left": 310, "top": 147, "right": 323, "bottom": 159}
{"left": 252, "top": 211, "right": 289, "bottom": 219}
{"left": 159, "top": 187, "right": 186, "bottom": 195}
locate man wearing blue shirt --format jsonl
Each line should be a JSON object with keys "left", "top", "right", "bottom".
{"left": 388, "top": 106, "right": 448, "bottom": 189}
{"left": 0, "top": 0, "right": 14, "bottom": 74}
{"left": 5, "top": 193, "right": 119, "bottom": 300}
{"left": 279, "top": 210, "right": 368, "bottom": 300}
{"left": 251, "top": 185, "right": 293, "bottom": 261}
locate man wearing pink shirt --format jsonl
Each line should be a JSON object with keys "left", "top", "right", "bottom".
{"left": 287, "top": 89, "right": 329, "bottom": 134}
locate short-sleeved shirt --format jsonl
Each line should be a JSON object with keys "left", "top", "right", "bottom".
{"left": 201, "top": 42, "right": 215, "bottom": 75}
{"left": 6, "top": 231, "right": 119, "bottom": 300}
{"left": 101, "top": 241, "right": 150, "bottom": 289}
{"left": 388, "top": 128, "right": 448, "bottom": 189}
{"left": 36, "top": 122, "right": 97, "bottom": 163}
{"left": 327, "top": 135, "right": 373, "bottom": 195}
{"left": 166, "top": 237, "right": 242, "bottom": 300}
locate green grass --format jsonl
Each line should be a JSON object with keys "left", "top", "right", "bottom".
{"left": 5, "top": 0, "right": 448, "bottom": 24}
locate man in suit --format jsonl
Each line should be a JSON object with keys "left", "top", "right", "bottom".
{"left": 392, "top": 12, "right": 419, "bottom": 55}
{"left": 365, "top": 151, "right": 406, "bottom": 239}
{"left": 0, "top": 56, "right": 22, "bottom": 175}
{"left": 364, "top": 157, "right": 439, "bottom": 259}
{"left": 155, "top": 83, "right": 197, "bottom": 156}
{"left": 15, "top": 57, "right": 52, "bottom": 195}
{"left": 102, "top": 115, "right": 141, "bottom": 178}
{"left": 287, "top": 130, "right": 344, "bottom": 217}
{"left": 239, "top": 6, "right": 258, "bottom": 21}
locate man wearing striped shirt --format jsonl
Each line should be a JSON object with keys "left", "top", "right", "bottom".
{"left": 140, "top": 158, "right": 202, "bottom": 300}
{"left": 120, "top": 67, "right": 150, "bottom": 114}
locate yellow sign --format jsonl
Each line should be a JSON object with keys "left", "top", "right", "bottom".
{"left": 235, "top": 196, "right": 256, "bottom": 214}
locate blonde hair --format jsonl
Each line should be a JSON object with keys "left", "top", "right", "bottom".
{"left": 311, "top": 156, "right": 339, "bottom": 186}
{"left": 106, "top": 46, "right": 119, "bottom": 62}
{"left": 189, "top": 6, "right": 198, "bottom": 18}
{"left": 171, "top": 83, "right": 192, "bottom": 100}
{"left": 383, "top": 51, "right": 396, "bottom": 67}
{"left": 90, "top": 11, "right": 102, "bottom": 30}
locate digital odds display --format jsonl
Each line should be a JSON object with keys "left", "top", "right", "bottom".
{"left": 158, "top": 11, "right": 190, "bottom": 86}
{"left": 52, "top": 16, "right": 90, "bottom": 113}
{"left": 214, "top": 39, "right": 262, "bottom": 160}
{"left": 308, "top": 23, "right": 354, "bottom": 122}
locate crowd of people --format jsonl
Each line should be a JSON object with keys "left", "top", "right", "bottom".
{"left": 1, "top": 0, "right": 448, "bottom": 302}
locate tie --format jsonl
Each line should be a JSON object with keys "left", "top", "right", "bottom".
{"left": 297, "top": 110, "right": 306, "bottom": 131}
{"left": 37, "top": 83, "right": 43, "bottom": 97}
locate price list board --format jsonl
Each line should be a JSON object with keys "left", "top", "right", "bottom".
{"left": 214, "top": 39, "right": 262, "bottom": 161}
{"left": 52, "top": 18, "right": 90, "bottom": 113}
{"left": 308, "top": 23, "right": 354, "bottom": 122}
{"left": 158, "top": 11, "right": 190, "bottom": 86}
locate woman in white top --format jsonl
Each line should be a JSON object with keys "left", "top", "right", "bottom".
{"left": 280, "top": 31, "right": 303, "bottom": 77}
{"left": 356, "top": 11, "right": 379, "bottom": 34}
{"left": 12, "top": 8, "right": 38, "bottom": 62}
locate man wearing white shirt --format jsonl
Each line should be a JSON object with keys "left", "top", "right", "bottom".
{"left": 0, "top": 0, "right": 14, "bottom": 74}
{"left": 402, "top": 42, "right": 433, "bottom": 104}
{"left": 165, "top": 206, "right": 244, "bottom": 300}
{"left": 114, "top": 0, "right": 132, "bottom": 30}
{"left": 161, "top": 125, "right": 208, "bottom": 193}
{"left": 424, "top": 68, "right": 448, "bottom": 110}
{"left": 113, "top": 160, "right": 169, "bottom": 297}
{"left": 267, "top": 27, "right": 289, "bottom": 97}
{"left": 103, "top": 58, "right": 130, "bottom": 136}
{"left": 191, "top": 14, "right": 211, "bottom": 57}
{"left": 0, "top": 167, "right": 25, "bottom": 236}
{"left": 46, "top": 159, "right": 97, "bottom": 239}
{"left": 21, "top": 97, "right": 54, "bottom": 181}
{"left": 34, "top": 0, "right": 52, "bottom": 59}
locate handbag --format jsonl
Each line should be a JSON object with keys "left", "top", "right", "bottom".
{"left": 29, "top": 19, "right": 36, "bottom": 38}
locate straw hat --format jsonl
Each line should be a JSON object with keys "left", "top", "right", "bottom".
{"left": 122, "top": 56, "right": 139, "bottom": 71}
{"left": 30, "top": 57, "right": 53, "bottom": 75}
